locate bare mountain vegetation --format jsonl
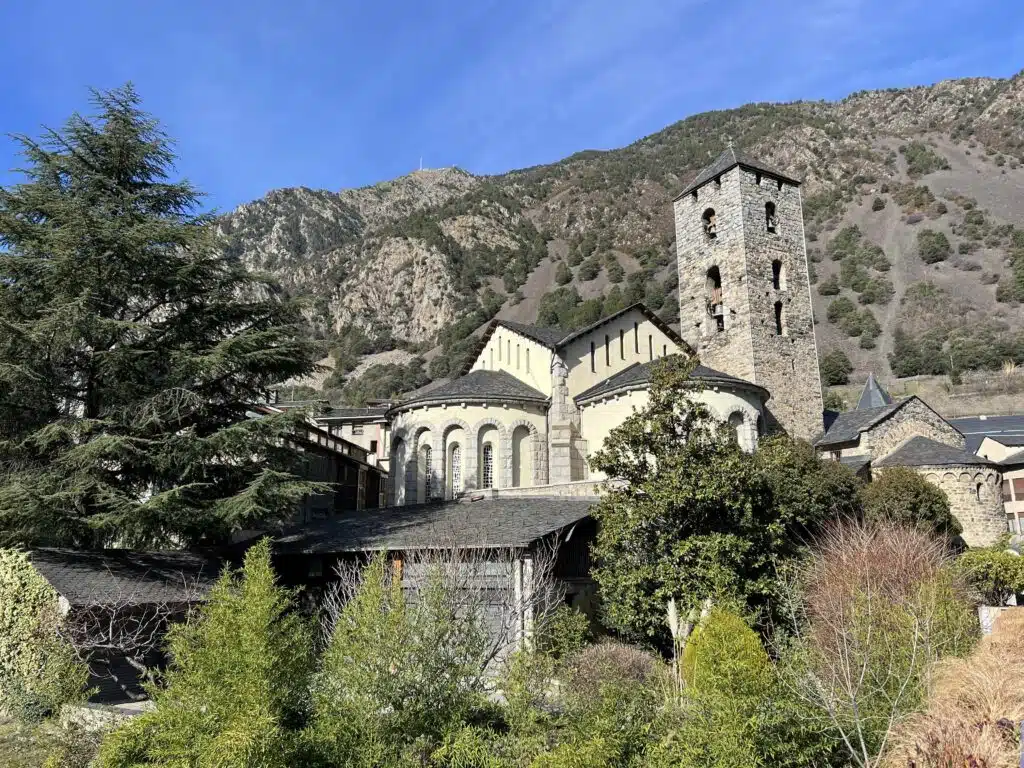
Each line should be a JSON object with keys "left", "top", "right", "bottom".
{"left": 217, "top": 72, "right": 1024, "bottom": 402}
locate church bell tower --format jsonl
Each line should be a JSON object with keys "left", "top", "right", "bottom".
{"left": 673, "top": 146, "right": 823, "bottom": 440}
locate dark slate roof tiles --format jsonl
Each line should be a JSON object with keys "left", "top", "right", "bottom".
{"left": 273, "top": 496, "right": 598, "bottom": 553}
{"left": 320, "top": 406, "right": 389, "bottom": 420}
{"left": 496, "top": 320, "right": 568, "bottom": 348}
{"left": 28, "top": 549, "right": 222, "bottom": 607}
{"left": 678, "top": 146, "right": 801, "bottom": 198}
{"left": 873, "top": 436, "right": 997, "bottom": 468}
{"left": 814, "top": 400, "right": 906, "bottom": 447}
{"left": 395, "top": 369, "right": 547, "bottom": 408}
{"left": 856, "top": 373, "right": 894, "bottom": 410}
{"left": 949, "top": 414, "right": 1024, "bottom": 455}
{"left": 574, "top": 361, "right": 766, "bottom": 403}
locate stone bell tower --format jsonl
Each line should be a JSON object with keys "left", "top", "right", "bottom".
{"left": 673, "top": 146, "right": 823, "bottom": 440}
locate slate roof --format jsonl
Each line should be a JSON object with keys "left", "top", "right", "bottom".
{"left": 857, "top": 373, "right": 894, "bottom": 410}
{"left": 575, "top": 361, "right": 768, "bottom": 403}
{"left": 949, "top": 414, "right": 1024, "bottom": 455}
{"left": 27, "top": 549, "right": 222, "bottom": 607}
{"left": 320, "top": 406, "right": 389, "bottom": 421}
{"left": 555, "top": 303, "right": 689, "bottom": 351}
{"left": 814, "top": 400, "right": 907, "bottom": 448}
{"left": 273, "top": 496, "right": 598, "bottom": 554}
{"left": 839, "top": 455, "right": 872, "bottom": 474}
{"left": 873, "top": 436, "right": 997, "bottom": 468}
{"left": 496, "top": 320, "right": 567, "bottom": 348}
{"left": 677, "top": 146, "right": 802, "bottom": 199}
{"left": 394, "top": 369, "right": 548, "bottom": 409}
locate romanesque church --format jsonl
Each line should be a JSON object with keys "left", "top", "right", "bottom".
{"left": 315, "top": 146, "right": 1019, "bottom": 550}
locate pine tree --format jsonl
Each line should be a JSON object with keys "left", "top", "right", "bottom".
{"left": 0, "top": 85, "right": 320, "bottom": 548}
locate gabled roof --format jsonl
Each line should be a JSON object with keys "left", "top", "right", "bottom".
{"left": 460, "top": 303, "right": 692, "bottom": 376}
{"left": 494, "top": 320, "right": 568, "bottom": 348}
{"left": 273, "top": 496, "right": 598, "bottom": 553}
{"left": 27, "top": 549, "right": 222, "bottom": 607}
{"left": 392, "top": 369, "right": 548, "bottom": 411}
{"left": 814, "top": 400, "right": 908, "bottom": 448}
{"left": 574, "top": 360, "right": 768, "bottom": 404}
{"left": 857, "top": 373, "right": 894, "bottom": 410}
{"left": 677, "top": 146, "right": 802, "bottom": 199}
{"left": 838, "top": 455, "right": 872, "bottom": 474}
{"left": 873, "top": 436, "right": 997, "bottom": 469}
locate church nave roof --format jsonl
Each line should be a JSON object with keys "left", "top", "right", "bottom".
{"left": 574, "top": 360, "right": 767, "bottom": 405}
{"left": 390, "top": 369, "right": 548, "bottom": 412}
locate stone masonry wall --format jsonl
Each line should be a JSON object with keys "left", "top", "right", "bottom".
{"left": 673, "top": 164, "right": 823, "bottom": 440}
{"left": 915, "top": 466, "right": 1006, "bottom": 547}
{"left": 865, "top": 399, "right": 967, "bottom": 459}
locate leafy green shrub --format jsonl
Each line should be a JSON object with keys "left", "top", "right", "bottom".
{"left": 826, "top": 225, "right": 862, "bottom": 261}
{"left": 871, "top": 196, "right": 886, "bottom": 212}
{"left": 917, "top": 229, "right": 952, "bottom": 264}
{"left": 554, "top": 261, "right": 572, "bottom": 286}
{"left": 899, "top": 141, "right": 950, "bottom": 178}
{"left": 826, "top": 296, "right": 857, "bottom": 323}
{"left": 819, "top": 349, "right": 853, "bottom": 386}
{"left": 823, "top": 390, "right": 847, "bottom": 412}
{"left": 578, "top": 259, "right": 600, "bottom": 281}
{"left": 815, "top": 274, "right": 839, "bottom": 296}
{"left": 607, "top": 261, "right": 624, "bottom": 283}
{"left": 956, "top": 548, "right": 1024, "bottom": 605}
{"left": 860, "top": 467, "right": 961, "bottom": 538}
{"left": 96, "top": 539, "right": 313, "bottom": 767}
{"left": 0, "top": 549, "right": 88, "bottom": 722}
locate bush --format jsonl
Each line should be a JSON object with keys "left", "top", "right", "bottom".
{"left": 826, "top": 296, "right": 857, "bottom": 323}
{"left": 899, "top": 141, "right": 950, "bottom": 178}
{"left": 819, "top": 349, "right": 853, "bottom": 386}
{"left": 917, "top": 229, "right": 952, "bottom": 264}
{"left": 860, "top": 467, "right": 961, "bottom": 539}
{"left": 955, "top": 548, "right": 1024, "bottom": 605}
{"left": 578, "top": 259, "right": 600, "bottom": 281}
{"left": 554, "top": 261, "right": 572, "bottom": 286}
{"left": 96, "top": 539, "right": 313, "bottom": 767}
{"left": 823, "top": 390, "right": 847, "bottom": 412}
{"left": 816, "top": 274, "right": 840, "bottom": 296}
{"left": 0, "top": 549, "right": 88, "bottom": 722}
{"left": 871, "top": 196, "right": 886, "bottom": 212}
{"left": 606, "top": 262, "right": 624, "bottom": 284}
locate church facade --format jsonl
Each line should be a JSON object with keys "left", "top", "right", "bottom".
{"left": 321, "top": 147, "right": 1014, "bottom": 548}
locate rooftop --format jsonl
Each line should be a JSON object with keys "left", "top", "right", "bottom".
{"left": 949, "top": 414, "right": 1024, "bottom": 454}
{"left": 28, "top": 549, "right": 222, "bottom": 607}
{"left": 273, "top": 496, "right": 598, "bottom": 553}
{"left": 873, "top": 436, "right": 997, "bottom": 469}
{"left": 575, "top": 360, "right": 767, "bottom": 404}
{"left": 815, "top": 400, "right": 907, "bottom": 448}
{"left": 856, "top": 373, "right": 894, "bottom": 410}
{"left": 494, "top": 319, "right": 567, "bottom": 349}
{"left": 393, "top": 369, "right": 548, "bottom": 410}
{"left": 319, "top": 406, "right": 390, "bottom": 421}
{"left": 677, "top": 146, "right": 802, "bottom": 199}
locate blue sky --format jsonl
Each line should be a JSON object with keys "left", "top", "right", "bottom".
{"left": 1, "top": 0, "right": 1022, "bottom": 212}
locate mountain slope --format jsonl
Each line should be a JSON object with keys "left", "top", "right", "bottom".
{"left": 218, "top": 71, "right": 1024, "bottom": 400}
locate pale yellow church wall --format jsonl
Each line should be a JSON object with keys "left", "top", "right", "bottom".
{"left": 471, "top": 326, "right": 553, "bottom": 394}
{"left": 579, "top": 386, "right": 764, "bottom": 479}
{"left": 563, "top": 310, "right": 683, "bottom": 397}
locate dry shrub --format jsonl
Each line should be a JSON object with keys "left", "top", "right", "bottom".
{"left": 562, "top": 641, "right": 662, "bottom": 703}
{"left": 885, "top": 609, "right": 1024, "bottom": 767}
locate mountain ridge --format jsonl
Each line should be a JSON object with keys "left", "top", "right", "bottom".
{"left": 217, "top": 70, "right": 1024, "bottom": 402}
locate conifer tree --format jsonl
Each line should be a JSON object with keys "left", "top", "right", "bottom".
{"left": 0, "top": 85, "right": 320, "bottom": 548}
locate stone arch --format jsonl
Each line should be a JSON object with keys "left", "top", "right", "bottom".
{"left": 390, "top": 434, "right": 409, "bottom": 506}
{"left": 507, "top": 418, "right": 544, "bottom": 487}
{"left": 438, "top": 418, "right": 472, "bottom": 498}
{"left": 702, "top": 207, "right": 717, "bottom": 239}
{"left": 411, "top": 425, "right": 434, "bottom": 503}
{"left": 726, "top": 408, "right": 759, "bottom": 452}
{"left": 471, "top": 418, "right": 509, "bottom": 489}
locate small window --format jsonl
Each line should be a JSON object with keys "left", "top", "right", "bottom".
{"left": 691, "top": 190, "right": 698, "bottom": 202}
{"left": 590, "top": 342, "right": 596, "bottom": 373}
{"left": 714, "top": 175, "right": 721, "bottom": 187}
{"left": 633, "top": 322, "right": 639, "bottom": 354}
{"left": 706, "top": 265, "right": 725, "bottom": 333}
{"left": 370, "top": 440, "right": 378, "bottom": 453}
{"left": 765, "top": 201, "right": 777, "bottom": 233}
{"left": 526, "top": 348, "right": 530, "bottom": 373}
{"left": 772, "top": 259, "right": 784, "bottom": 290}
{"left": 648, "top": 334, "right": 653, "bottom": 361}
{"left": 702, "top": 208, "right": 717, "bottom": 239}
{"left": 605, "top": 335, "right": 610, "bottom": 367}
{"left": 489, "top": 348, "right": 494, "bottom": 369}
{"left": 662, "top": 344, "right": 667, "bottom": 357}
{"left": 507, "top": 339, "right": 511, "bottom": 362}
{"left": 423, "top": 445, "right": 432, "bottom": 500}
{"left": 497, "top": 337, "right": 502, "bottom": 362}
{"left": 619, "top": 329, "right": 625, "bottom": 360}
{"left": 777, "top": 179, "right": 783, "bottom": 191}
{"left": 353, "top": 424, "right": 364, "bottom": 436}
{"left": 516, "top": 344, "right": 520, "bottom": 369}
{"left": 774, "top": 301, "right": 784, "bottom": 336}
{"left": 755, "top": 172, "right": 762, "bottom": 185}
{"left": 975, "top": 482, "right": 983, "bottom": 502}
{"left": 1002, "top": 480, "right": 1013, "bottom": 502}
{"left": 482, "top": 444, "right": 494, "bottom": 489}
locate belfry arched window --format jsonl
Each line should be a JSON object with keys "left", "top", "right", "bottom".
{"left": 765, "top": 201, "right": 777, "bottom": 233}
{"left": 706, "top": 266, "right": 724, "bottom": 333}
{"left": 482, "top": 444, "right": 494, "bottom": 489}
{"left": 702, "top": 208, "right": 717, "bottom": 239}
{"left": 422, "top": 445, "right": 432, "bottom": 501}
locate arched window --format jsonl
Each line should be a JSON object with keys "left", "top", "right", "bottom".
{"left": 774, "top": 301, "right": 785, "bottom": 336}
{"left": 422, "top": 445, "right": 432, "bottom": 502}
{"left": 706, "top": 266, "right": 725, "bottom": 333}
{"left": 772, "top": 259, "right": 785, "bottom": 291}
{"left": 702, "top": 208, "right": 717, "bottom": 239}
{"left": 975, "top": 482, "right": 983, "bottom": 502}
{"left": 449, "top": 444, "right": 462, "bottom": 497}
{"left": 481, "top": 444, "right": 494, "bottom": 489}
{"left": 729, "top": 412, "right": 746, "bottom": 449}
{"left": 765, "top": 201, "right": 777, "bottom": 233}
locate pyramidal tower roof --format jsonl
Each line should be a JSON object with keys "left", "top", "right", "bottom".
{"left": 677, "top": 145, "right": 801, "bottom": 199}
{"left": 857, "top": 373, "right": 894, "bottom": 410}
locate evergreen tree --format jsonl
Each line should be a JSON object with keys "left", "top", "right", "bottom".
{"left": 0, "top": 85, "right": 320, "bottom": 548}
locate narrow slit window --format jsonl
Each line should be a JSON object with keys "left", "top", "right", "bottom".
{"left": 663, "top": 344, "right": 667, "bottom": 357}
{"left": 482, "top": 444, "right": 493, "bottom": 489}
{"left": 772, "top": 259, "right": 783, "bottom": 290}
{"left": 590, "top": 342, "right": 596, "bottom": 373}
{"left": 619, "top": 329, "right": 625, "bottom": 360}
{"left": 507, "top": 339, "right": 511, "bottom": 362}
{"left": 605, "top": 335, "right": 610, "bottom": 367}
{"left": 516, "top": 344, "right": 520, "bottom": 369}
{"left": 497, "top": 337, "right": 502, "bottom": 362}
{"left": 774, "top": 301, "right": 784, "bottom": 336}
{"left": 648, "top": 335, "right": 653, "bottom": 361}
{"left": 633, "top": 322, "right": 639, "bottom": 354}
{"left": 765, "top": 201, "right": 777, "bottom": 233}
{"left": 526, "top": 348, "right": 530, "bottom": 373}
